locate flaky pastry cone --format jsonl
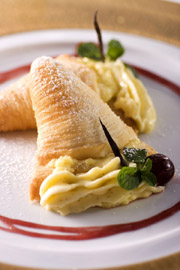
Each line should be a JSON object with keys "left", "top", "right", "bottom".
{"left": 0, "top": 55, "right": 98, "bottom": 132}
{"left": 0, "top": 75, "right": 36, "bottom": 131}
{"left": 29, "top": 56, "right": 155, "bottom": 201}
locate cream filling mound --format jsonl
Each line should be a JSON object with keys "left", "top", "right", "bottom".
{"left": 40, "top": 155, "right": 164, "bottom": 216}
{"left": 77, "top": 58, "right": 156, "bottom": 133}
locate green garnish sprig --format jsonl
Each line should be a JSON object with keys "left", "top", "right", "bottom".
{"left": 77, "top": 42, "right": 101, "bottom": 60}
{"left": 118, "top": 148, "right": 157, "bottom": 190}
{"left": 107, "top": 40, "right": 124, "bottom": 61}
{"left": 99, "top": 119, "right": 157, "bottom": 190}
{"left": 77, "top": 12, "right": 125, "bottom": 61}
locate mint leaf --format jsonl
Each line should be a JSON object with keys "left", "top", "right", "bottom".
{"left": 124, "top": 63, "right": 139, "bottom": 78}
{"left": 117, "top": 167, "right": 141, "bottom": 190}
{"left": 123, "top": 148, "right": 147, "bottom": 163}
{"left": 142, "top": 172, "right": 157, "bottom": 186}
{"left": 141, "top": 158, "right": 152, "bottom": 173}
{"left": 107, "top": 40, "right": 125, "bottom": 60}
{"left": 77, "top": 42, "right": 101, "bottom": 60}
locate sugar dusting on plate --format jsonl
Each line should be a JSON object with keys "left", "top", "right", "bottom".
{"left": 0, "top": 131, "right": 37, "bottom": 216}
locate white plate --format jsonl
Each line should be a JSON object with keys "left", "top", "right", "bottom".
{"left": 0, "top": 30, "right": 180, "bottom": 270}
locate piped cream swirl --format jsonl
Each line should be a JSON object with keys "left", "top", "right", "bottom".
{"left": 40, "top": 155, "right": 164, "bottom": 215}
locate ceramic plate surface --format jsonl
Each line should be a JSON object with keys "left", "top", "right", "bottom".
{"left": 0, "top": 30, "right": 180, "bottom": 270}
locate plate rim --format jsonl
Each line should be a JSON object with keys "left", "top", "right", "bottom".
{"left": 0, "top": 29, "right": 180, "bottom": 270}
{"left": 0, "top": 28, "right": 180, "bottom": 51}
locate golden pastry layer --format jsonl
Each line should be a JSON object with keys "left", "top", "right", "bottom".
{"left": 0, "top": 55, "right": 97, "bottom": 132}
{"left": 0, "top": 75, "right": 36, "bottom": 131}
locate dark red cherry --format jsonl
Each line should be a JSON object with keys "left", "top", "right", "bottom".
{"left": 147, "top": 154, "right": 175, "bottom": 186}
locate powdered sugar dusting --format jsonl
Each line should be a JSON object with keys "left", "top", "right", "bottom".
{"left": 0, "top": 131, "right": 37, "bottom": 216}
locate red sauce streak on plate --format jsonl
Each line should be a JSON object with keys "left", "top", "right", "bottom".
{"left": 131, "top": 64, "right": 180, "bottom": 96}
{"left": 0, "top": 65, "right": 30, "bottom": 83}
{"left": 0, "top": 62, "right": 180, "bottom": 241}
{"left": 0, "top": 200, "right": 180, "bottom": 240}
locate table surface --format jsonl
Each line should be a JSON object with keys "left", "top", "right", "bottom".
{"left": 0, "top": 0, "right": 180, "bottom": 269}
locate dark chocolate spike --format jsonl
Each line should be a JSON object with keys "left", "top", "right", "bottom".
{"left": 99, "top": 118, "right": 127, "bottom": 166}
{"left": 94, "top": 11, "right": 105, "bottom": 62}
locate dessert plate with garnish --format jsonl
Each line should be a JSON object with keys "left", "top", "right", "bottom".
{"left": 0, "top": 24, "right": 180, "bottom": 269}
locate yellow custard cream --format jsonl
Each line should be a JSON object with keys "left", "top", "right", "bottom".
{"left": 40, "top": 155, "right": 164, "bottom": 216}
{"left": 77, "top": 58, "right": 156, "bottom": 133}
